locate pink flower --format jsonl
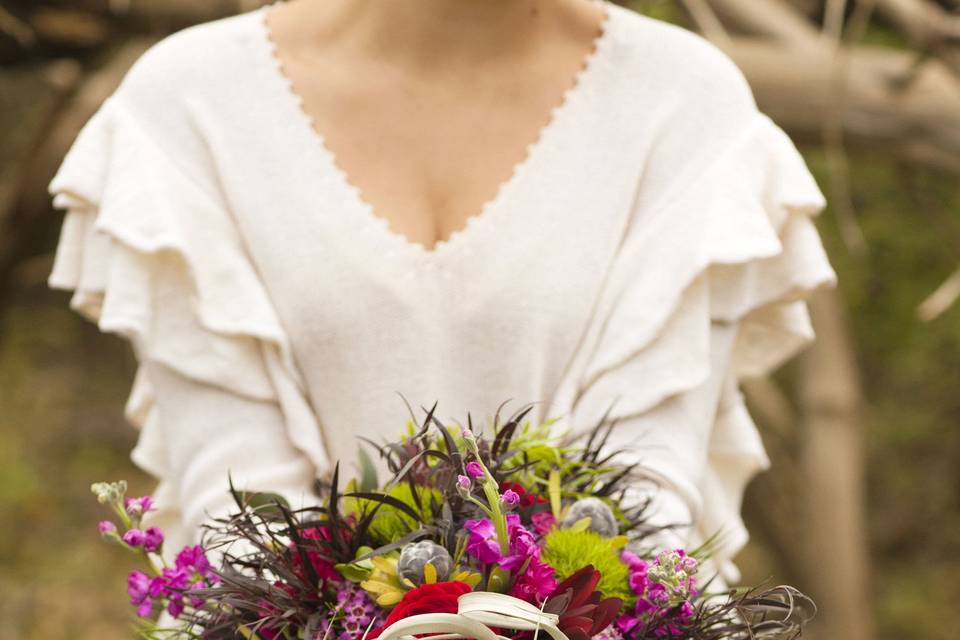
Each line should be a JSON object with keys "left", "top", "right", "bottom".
{"left": 98, "top": 520, "right": 116, "bottom": 535}
{"left": 621, "top": 549, "right": 647, "bottom": 571}
{"left": 510, "top": 558, "right": 557, "bottom": 604}
{"left": 531, "top": 511, "right": 556, "bottom": 536}
{"left": 456, "top": 475, "right": 472, "bottom": 490}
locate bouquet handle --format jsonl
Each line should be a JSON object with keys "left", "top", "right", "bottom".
{"left": 373, "top": 612, "right": 501, "bottom": 640}
{"left": 375, "top": 593, "right": 569, "bottom": 640}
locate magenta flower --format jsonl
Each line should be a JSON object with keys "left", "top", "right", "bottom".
{"left": 98, "top": 520, "right": 117, "bottom": 535}
{"left": 127, "top": 570, "right": 154, "bottom": 617}
{"left": 648, "top": 583, "right": 670, "bottom": 606}
{"left": 621, "top": 549, "right": 647, "bottom": 571}
{"left": 499, "top": 514, "right": 540, "bottom": 571}
{"left": 465, "top": 461, "right": 485, "bottom": 479}
{"left": 531, "top": 511, "right": 556, "bottom": 536}
{"left": 510, "top": 557, "right": 558, "bottom": 604}
{"left": 464, "top": 518, "right": 502, "bottom": 563}
{"left": 143, "top": 526, "right": 164, "bottom": 553}
{"left": 456, "top": 474, "right": 472, "bottom": 490}
{"left": 616, "top": 614, "right": 641, "bottom": 635}
{"left": 622, "top": 550, "right": 650, "bottom": 595}
{"left": 500, "top": 489, "right": 521, "bottom": 508}
{"left": 123, "top": 528, "right": 146, "bottom": 547}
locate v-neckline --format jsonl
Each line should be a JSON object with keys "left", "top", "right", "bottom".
{"left": 254, "top": 0, "right": 616, "bottom": 263}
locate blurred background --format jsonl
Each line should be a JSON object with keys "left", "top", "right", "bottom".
{"left": 1, "top": 0, "right": 958, "bottom": 639}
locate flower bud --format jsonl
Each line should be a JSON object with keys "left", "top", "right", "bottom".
{"left": 124, "top": 496, "right": 155, "bottom": 517}
{"left": 123, "top": 528, "right": 147, "bottom": 547}
{"left": 91, "top": 481, "right": 127, "bottom": 506}
{"left": 143, "top": 527, "right": 165, "bottom": 553}
{"left": 465, "top": 461, "right": 485, "bottom": 479}
{"left": 500, "top": 489, "right": 521, "bottom": 508}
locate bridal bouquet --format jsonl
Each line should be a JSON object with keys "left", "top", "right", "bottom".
{"left": 93, "top": 402, "right": 815, "bottom": 639}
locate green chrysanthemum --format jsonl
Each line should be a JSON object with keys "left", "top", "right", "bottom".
{"left": 345, "top": 483, "right": 441, "bottom": 545}
{"left": 541, "top": 527, "right": 634, "bottom": 604}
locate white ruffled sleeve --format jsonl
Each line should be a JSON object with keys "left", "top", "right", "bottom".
{"left": 546, "top": 104, "right": 838, "bottom": 586}
{"left": 46, "top": 87, "right": 332, "bottom": 563}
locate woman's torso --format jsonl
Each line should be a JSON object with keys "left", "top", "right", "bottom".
{"left": 121, "top": 0, "right": 742, "bottom": 468}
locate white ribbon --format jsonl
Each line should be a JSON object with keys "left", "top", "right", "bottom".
{"left": 373, "top": 592, "right": 570, "bottom": 640}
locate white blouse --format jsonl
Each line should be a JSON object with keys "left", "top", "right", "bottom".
{"left": 47, "top": 0, "right": 837, "bottom": 586}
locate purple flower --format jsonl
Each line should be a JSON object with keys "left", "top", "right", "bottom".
{"left": 143, "top": 526, "right": 164, "bottom": 553}
{"left": 335, "top": 582, "right": 381, "bottom": 637}
{"left": 464, "top": 518, "right": 502, "bottom": 564}
{"left": 465, "top": 461, "right": 485, "bottom": 479}
{"left": 98, "top": 520, "right": 117, "bottom": 535}
{"left": 500, "top": 489, "right": 521, "bottom": 508}
{"left": 456, "top": 474, "right": 472, "bottom": 490}
{"left": 124, "top": 495, "right": 154, "bottom": 517}
{"left": 123, "top": 528, "right": 146, "bottom": 547}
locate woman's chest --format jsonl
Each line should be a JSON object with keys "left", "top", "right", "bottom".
{"left": 223, "top": 132, "right": 639, "bottom": 374}
{"left": 200, "top": 4, "right": 658, "bottom": 384}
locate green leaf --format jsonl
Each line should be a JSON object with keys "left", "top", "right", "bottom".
{"left": 357, "top": 445, "right": 380, "bottom": 492}
{"left": 335, "top": 562, "right": 373, "bottom": 582}
{"left": 238, "top": 491, "right": 291, "bottom": 520}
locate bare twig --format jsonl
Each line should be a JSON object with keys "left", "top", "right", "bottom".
{"left": 918, "top": 265, "right": 960, "bottom": 321}
{"left": 823, "top": 0, "right": 851, "bottom": 42}
{"left": 0, "top": 4, "right": 35, "bottom": 48}
{"left": 679, "top": 0, "right": 733, "bottom": 46}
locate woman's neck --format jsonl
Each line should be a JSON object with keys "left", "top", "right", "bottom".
{"left": 287, "top": 0, "right": 599, "bottom": 70}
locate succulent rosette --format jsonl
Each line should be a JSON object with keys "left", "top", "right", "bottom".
{"left": 93, "top": 402, "right": 816, "bottom": 639}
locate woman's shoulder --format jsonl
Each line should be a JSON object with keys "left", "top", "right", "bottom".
{"left": 607, "top": 4, "right": 758, "bottom": 121}
{"left": 110, "top": 9, "right": 262, "bottom": 114}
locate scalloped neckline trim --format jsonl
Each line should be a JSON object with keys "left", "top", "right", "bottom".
{"left": 254, "top": 0, "right": 616, "bottom": 263}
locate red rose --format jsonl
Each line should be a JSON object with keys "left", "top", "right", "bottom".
{"left": 368, "top": 581, "right": 472, "bottom": 638}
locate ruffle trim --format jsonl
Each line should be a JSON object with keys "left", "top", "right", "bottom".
{"left": 47, "top": 97, "right": 332, "bottom": 554}
{"left": 548, "top": 111, "right": 837, "bottom": 584}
